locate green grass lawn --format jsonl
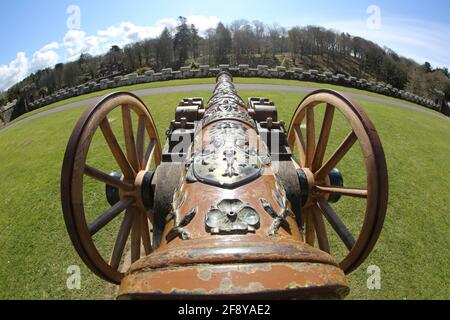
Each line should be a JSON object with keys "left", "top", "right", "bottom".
{"left": 0, "top": 87, "right": 449, "bottom": 300}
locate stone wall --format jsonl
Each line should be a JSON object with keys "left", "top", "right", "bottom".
{"left": 0, "top": 99, "right": 17, "bottom": 124}
{"left": 1, "top": 65, "right": 446, "bottom": 123}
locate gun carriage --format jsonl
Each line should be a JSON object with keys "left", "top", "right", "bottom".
{"left": 61, "top": 72, "right": 388, "bottom": 299}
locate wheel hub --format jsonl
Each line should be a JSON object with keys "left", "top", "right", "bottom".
{"left": 297, "top": 168, "right": 344, "bottom": 206}
{"left": 105, "top": 171, "right": 155, "bottom": 209}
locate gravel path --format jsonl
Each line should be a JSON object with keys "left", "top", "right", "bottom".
{"left": 1, "top": 83, "right": 447, "bottom": 133}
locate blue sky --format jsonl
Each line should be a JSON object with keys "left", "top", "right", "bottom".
{"left": 1, "top": 0, "right": 449, "bottom": 91}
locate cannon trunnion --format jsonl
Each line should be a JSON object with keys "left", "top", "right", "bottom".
{"left": 61, "top": 72, "right": 388, "bottom": 299}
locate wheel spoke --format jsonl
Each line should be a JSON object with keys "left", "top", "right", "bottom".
{"left": 305, "top": 107, "right": 316, "bottom": 168}
{"left": 136, "top": 116, "right": 146, "bottom": 170}
{"left": 122, "top": 106, "right": 140, "bottom": 172}
{"left": 88, "top": 197, "right": 134, "bottom": 236}
{"left": 110, "top": 210, "right": 133, "bottom": 270}
{"left": 130, "top": 207, "right": 141, "bottom": 263}
{"left": 312, "top": 204, "right": 330, "bottom": 253}
{"left": 100, "top": 117, "right": 135, "bottom": 179}
{"left": 293, "top": 125, "right": 306, "bottom": 167}
{"left": 315, "top": 185, "right": 368, "bottom": 199}
{"left": 144, "top": 121, "right": 161, "bottom": 165}
{"left": 144, "top": 139, "right": 157, "bottom": 172}
{"left": 315, "top": 131, "right": 357, "bottom": 179}
{"left": 84, "top": 165, "right": 134, "bottom": 191}
{"left": 140, "top": 210, "right": 152, "bottom": 255}
{"left": 317, "top": 199, "right": 356, "bottom": 250}
{"left": 303, "top": 207, "right": 315, "bottom": 246}
{"left": 312, "top": 104, "right": 334, "bottom": 171}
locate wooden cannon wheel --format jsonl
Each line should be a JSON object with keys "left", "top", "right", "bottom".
{"left": 287, "top": 89, "right": 388, "bottom": 274}
{"left": 61, "top": 92, "right": 161, "bottom": 284}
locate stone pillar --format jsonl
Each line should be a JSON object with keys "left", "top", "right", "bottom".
{"left": 276, "top": 66, "right": 287, "bottom": 78}
{"left": 336, "top": 74, "right": 346, "bottom": 84}
{"left": 144, "top": 70, "right": 155, "bottom": 82}
{"left": 172, "top": 70, "right": 182, "bottom": 79}
{"left": 219, "top": 64, "right": 230, "bottom": 71}
{"left": 257, "top": 65, "right": 269, "bottom": 77}
{"left": 113, "top": 76, "right": 123, "bottom": 88}
{"left": 128, "top": 73, "right": 138, "bottom": 85}
{"left": 293, "top": 68, "right": 303, "bottom": 80}
{"left": 162, "top": 68, "right": 173, "bottom": 80}
{"left": 238, "top": 64, "right": 249, "bottom": 77}
{"left": 323, "top": 71, "right": 333, "bottom": 82}
{"left": 199, "top": 65, "right": 209, "bottom": 77}
{"left": 100, "top": 79, "right": 109, "bottom": 90}
{"left": 180, "top": 66, "right": 192, "bottom": 78}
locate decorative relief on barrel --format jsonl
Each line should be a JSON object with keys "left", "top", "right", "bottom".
{"left": 166, "top": 208, "right": 197, "bottom": 242}
{"left": 205, "top": 199, "right": 260, "bottom": 234}
{"left": 192, "top": 122, "right": 263, "bottom": 188}
{"left": 165, "top": 181, "right": 197, "bottom": 242}
{"left": 202, "top": 110, "right": 256, "bottom": 128}
{"left": 208, "top": 95, "right": 245, "bottom": 109}
{"left": 260, "top": 184, "right": 295, "bottom": 237}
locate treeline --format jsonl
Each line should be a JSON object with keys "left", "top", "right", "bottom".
{"left": 2, "top": 16, "right": 449, "bottom": 107}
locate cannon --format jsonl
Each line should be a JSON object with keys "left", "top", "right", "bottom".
{"left": 61, "top": 72, "right": 388, "bottom": 299}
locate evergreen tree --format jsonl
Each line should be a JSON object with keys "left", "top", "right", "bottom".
{"left": 191, "top": 24, "right": 200, "bottom": 60}
{"left": 215, "top": 22, "right": 232, "bottom": 64}
{"left": 173, "top": 16, "right": 192, "bottom": 67}
{"left": 156, "top": 27, "right": 174, "bottom": 69}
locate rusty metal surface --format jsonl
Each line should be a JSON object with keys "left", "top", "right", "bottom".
{"left": 118, "top": 262, "right": 349, "bottom": 300}
{"left": 130, "top": 238, "right": 339, "bottom": 271}
{"left": 118, "top": 72, "right": 350, "bottom": 299}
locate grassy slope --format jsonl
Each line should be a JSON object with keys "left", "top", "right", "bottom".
{"left": 7, "top": 77, "right": 441, "bottom": 126}
{"left": 0, "top": 89, "right": 449, "bottom": 300}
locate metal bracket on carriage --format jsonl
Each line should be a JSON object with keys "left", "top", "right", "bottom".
{"left": 177, "top": 98, "right": 205, "bottom": 119}
{"left": 259, "top": 118, "right": 287, "bottom": 131}
{"left": 169, "top": 118, "right": 196, "bottom": 130}
{"left": 178, "top": 97, "right": 204, "bottom": 108}
{"left": 247, "top": 97, "right": 280, "bottom": 126}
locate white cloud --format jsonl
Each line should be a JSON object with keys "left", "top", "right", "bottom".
{"left": 40, "top": 42, "right": 60, "bottom": 52}
{"left": 186, "top": 15, "right": 221, "bottom": 33}
{"left": 30, "top": 49, "right": 59, "bottom": 73}
{"left": 26, "top": 42, "right": 60, "bottom": 73}
{"left": 0, "top": 42, "right": 60, "bottom": 91}
{"left": 98, "top": 21, "right": 165, "bottom": 45}
{"left": 63, "top": 30, "right": 101, "bottom": 61}
{"left": 0, "top": 52, "right": 29, "bottom": 91}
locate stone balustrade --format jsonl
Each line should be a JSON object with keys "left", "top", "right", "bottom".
{"left": 2, "top": 65, "right": 445, "bottom": 123}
